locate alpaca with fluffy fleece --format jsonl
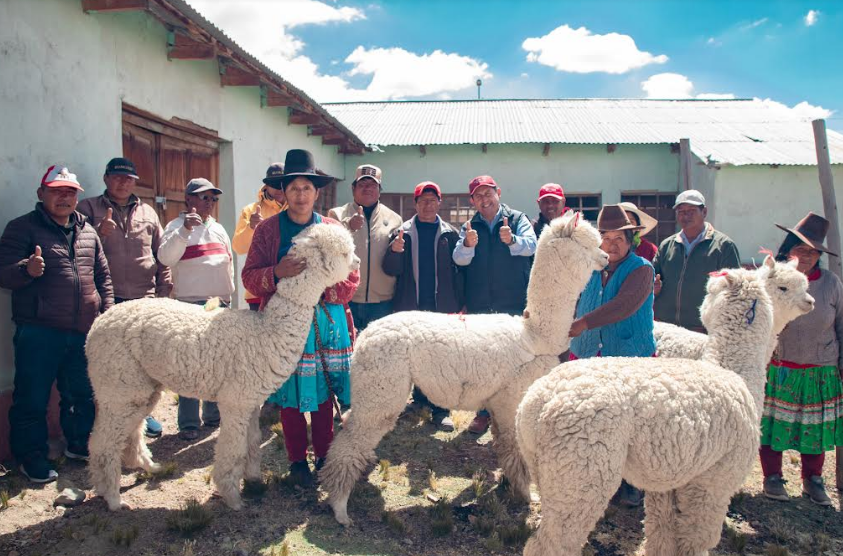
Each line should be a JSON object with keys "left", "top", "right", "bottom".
{"left": 654, "top": 255, "right": 814, "bottom": 364}
{"left": 516, "top": 259, "right": 813, "bottom": 556}
{"left": 320, "top": 211, "right": 609, "bottom": 526}
{"left": 85, "top": 224, "right": 358, "bottom": 511}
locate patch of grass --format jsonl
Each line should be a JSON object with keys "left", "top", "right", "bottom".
{"left": 415, "top": 406, "right": 433, "bottom": 426}
{"left": 428, "top": 469, "right": 439, "bottom": 492}
{"left": 0, "top": 489, "right": 9, "bottom": 510}
{"left": 767, "top": 516, "right": 795, "bottom": 546}
{"left": 378, "top": 459, "right": 391, "bottom": 482}
{"left": 166, "top": 498, "right": 213, "bottom": 536}
{"left": 136, "top": 461, "right": 178, "bottom": 481}
{"left": 110, "top": 524, "right": 140, "bottom": 547}
{"left": 202, "top": 468, "right": 212, "bottom": 485}
{"left": 429, "top": 497, "right": 454, "bottom": 537}
{"left": 498, "top": 521, "right": 533, "bottom": 546}
{"left": 483, "top": 532, "right": 504, "bottom": 552}
{"left": 243, "top": 478, "right": 268, "bottom": 498}
{"left": 730, "top": 490, "right": 749, "bottom": 511}
{"left": 382, "top": 510, "right": 407, "bottom": 535}
{"left": 180, "top": 540, "right": 196, "bottom": 556}
{"left": 171, "top": 393, "right": 180, "bottom": 405}
{"left": 265, "top": 541, "right": 291, "bottom": 556}
{"left": 83, "top": 514, "right": 110, "bottom": 535}
{"left": 725, "top": 524, "right": 748, "bottom": 554}
{"left": 765, "top": 544, "right": 789, "bottom": 556}
{"left": 472, "top": 470, "right": 487, "bottom": 498}
{"left": 18, "top": 489, "right": 26, "bottom": 501}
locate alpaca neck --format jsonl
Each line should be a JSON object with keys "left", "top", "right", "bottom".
{"left": 523, "top": 252, "right": 586, "bottom": 354}
{"left": 703, "top": 321, "right": 771, "bottom": 415}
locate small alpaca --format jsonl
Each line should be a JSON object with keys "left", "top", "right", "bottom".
{"left": 320, "top": 211, "right": 608, "bottom": 526}
{"left": 85, "top": 224, "right": 358, "bottom": 511}
{"left": 516, "top": 260, "right": 813, "bottom": 556}
{"left": 654, "top": 256, "right": 814, "bottom": 364}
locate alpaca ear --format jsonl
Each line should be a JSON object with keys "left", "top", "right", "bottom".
{"left": 573, "top": 212, "right": 581, "bottom": 228}
{"left": 763, "top": 254, "right": 775, "bottom": 269}
{"left": 723, "top": 270, "right": 739, "bottom": 288}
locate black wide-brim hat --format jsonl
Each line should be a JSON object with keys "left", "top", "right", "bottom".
{"left": 776, "top": 212, "right": 838, "bottom": 256}
{"left": 280, "top": 149, "right": 334, "bottom": 188}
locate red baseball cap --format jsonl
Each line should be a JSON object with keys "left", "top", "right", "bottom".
{"left": 41, "top": 165, "right": 84, "bottom": 191}
{"left": 469, "top": 175, "right": 497, "bottom": 196}
{"left": 538, "top": 183, "right": 565, "bottom": 201}
{"left": 414, "top": 181, "right": 441, "bottom": 200}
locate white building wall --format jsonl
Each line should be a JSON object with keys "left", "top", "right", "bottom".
{"left": 338, "top": 143, "right": 682, "bottom": 219}
{"left": 0, "top": 0, "right": 346, "bottom": 389}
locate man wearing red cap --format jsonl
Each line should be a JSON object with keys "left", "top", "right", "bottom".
{"left": 382, "top": 181, "right": 463, "bottom": 431}
{"left": 452, "top": 175, "right": 537, "bottom": 434}
{"left": 532, "top": 183, "right": 567, "bottom": 239}
{"left": 0, "top": 165, "right": 113, "bottom": 482}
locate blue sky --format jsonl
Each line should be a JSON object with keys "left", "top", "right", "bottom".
{"left": 190, "top": 0, "right": 841, "bottom": 127}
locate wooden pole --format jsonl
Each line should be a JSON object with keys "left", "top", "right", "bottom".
{"left": 812, "top": 119, "right": 843, "bottom": 490}
{"left": 679, "top": 138, "right": 692, "bottom": 191}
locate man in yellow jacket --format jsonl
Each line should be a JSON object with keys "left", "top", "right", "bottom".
{"left": 232, "top": 163, "right": 287, "bottom": 310}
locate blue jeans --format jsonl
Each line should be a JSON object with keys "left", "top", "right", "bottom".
{"left": 9, "top": 324, "right": 94, "bottom": 460}
{"left": 349, "top": 300, "right": 393, "bottom": 332}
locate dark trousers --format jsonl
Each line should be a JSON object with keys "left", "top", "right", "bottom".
{"left": 177, "top": 299, "right": 226, "bottom": 431}
{"left": 9, "top": 324, "right": 94, "bottom": 460}
{"left": 349, "top": 300, "right": 393, "bottom": 332}
{"left": 412, "top": 387, "right": 450, "bottom": 417}
{"left": 279, "top": 399, "right": 334, "bottom": 462}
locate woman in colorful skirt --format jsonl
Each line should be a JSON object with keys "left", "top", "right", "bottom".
{"left": 568, "top": 204, "right": 657, "bottom": 507}
{"left": 243, "top": 149, "right": 359, "bottom": 485}
{"left": 761, "top": 212, "right": 843, "bottom": 505}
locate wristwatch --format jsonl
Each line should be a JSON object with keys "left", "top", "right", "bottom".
{"left": 508, "top": 235, "right": 516, "bottom": 246}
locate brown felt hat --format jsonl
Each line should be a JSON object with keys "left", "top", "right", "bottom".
{"left": 776, "top": 212, "right": 838, "bottom": 256}
{"left": 597, "top": 204, "right": 644, "bottom": 233}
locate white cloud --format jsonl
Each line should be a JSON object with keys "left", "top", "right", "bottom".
{"left": 520, "top": 73, "right": 530, "bottom": 79}
{"left": 522, "top": 25, "right": 668, "bottom": 74}
{"left": 740, "top": 17, "right": 769, "bottom": 31}
{"left": 706, "top": 37, "right": 722, "bottom": 47}
{"left": 187, "top": 0, "right": 489, "bottom": 102}
{"left": 641, "top": 73, "right": 694, "bottom": 98}
{"left": 756, "top": 98, "right": 833, "bottom": 120}
{"left": 804, "top": 10, "right": 820, "bottom": 26}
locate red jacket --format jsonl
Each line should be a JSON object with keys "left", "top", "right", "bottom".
{"left": 242, "top": 215, "right": 360, "bottom": 340}
{"left": 0, "top": 204, "right": 113, "bottom": 334}
{"left": 635, "top": 238, "right": 658, "bottom": 262}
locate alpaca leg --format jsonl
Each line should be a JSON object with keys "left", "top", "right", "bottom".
{"left": 211, "top": 405, "right": 248, "bottom": 510}
{"left": 89, "top": 401, "right": 144, "bottom": 511}
{"left": 320, "top": 366, "right": 411, "bottom": 526}
{"left": 487, "top": 394, "right": 530, "bottom": 502}
{"left": 673, "top": 479, "right": 735, "bottom": 556}
{"left": 644, "top": 490, "right": 678, "bottom": 556}
{"left": 244, "top": 406, "right": 262, "bottom": 482}
{"left": 122, "top": 390, "right": 162, "bottom": 472}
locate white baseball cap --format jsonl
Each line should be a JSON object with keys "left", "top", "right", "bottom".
{"left": 673, "top": 189, "right": 705, "bottom": 209}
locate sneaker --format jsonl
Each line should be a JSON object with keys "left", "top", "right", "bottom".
{"left": 19, "top": 458, "right": 58, "bottom": 484}
{"left": 288, "top": 460, "right": 314, "bottom": 486}
{"left": 763, "top": 474, "right": 789, "bottom": 501}
{"left": 802, "top": 475, "right": 832, "bottom": 506}
{"left": 618, "top": 481, "right": 644, "bottom": 507}
{"left": 315, "top": 457, "right": 326, "bottom": 472}
{"left": 64, "top": 445, "right": 89, "bottom": 462}
{"left": 203, "top": 420, "right": 220, "bottom": 428}
{"left": 178, "top": 428, "right": 199, "bottom": 441}
{"left": 437, "top": 414, "right": 455, "bottom": 432}
{"left": 468, "top": 413, "right": 491, "bottom": 435}
{"left": 144, "top": 416, "right": 163, "bottom": 438}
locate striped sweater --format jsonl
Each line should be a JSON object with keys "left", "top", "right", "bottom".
{"left": 159, "top": 214, "right": 235, "bottom": 303}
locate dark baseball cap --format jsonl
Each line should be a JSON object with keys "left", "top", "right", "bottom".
{"left": 105, "top": 157, "right": 139, "bottom": 179}
{"left": 185, "top": 178, "right": 222, "bottom": 196}
{"left": 263, "top": 162, "right": 285, "bottom": 188}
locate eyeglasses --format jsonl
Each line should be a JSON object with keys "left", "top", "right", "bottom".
{"left": 190, "top": 194, "right": 219, "bottom": 203}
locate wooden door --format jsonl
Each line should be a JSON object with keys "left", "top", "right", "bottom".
{"left": 121, "top": 123, "right": 157, "bottom": 208}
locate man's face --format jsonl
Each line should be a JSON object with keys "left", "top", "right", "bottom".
{"left": 352, "top": 177, "right": 380, "bottom": 207}
{"left": 675, "top": 203, "right": 706, "bottom": 232}
{"left": 284, "top": 177, "right": 319, "bottom": 214}
{"left": 38, "top": 186, "right": 79, "bottom": 219}
{"left": 539, "top": 196, "right": 564, "bottom": 222}
{"left": 415, "top": 191, "right": 441, "bottom": 222}
{"left": 263, "top": 185, "right": 285, "bottom": 206}
{"left": 103, "top": 174, "right": 136, "bottom": 203}
{"left": 470, "top": 186, "right": 501, "bottom": 219}
{"left": 186, "top": 191, "right": 218, "bottom": 219}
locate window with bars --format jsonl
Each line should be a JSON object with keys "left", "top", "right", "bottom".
{"left": 565, "top": 194, "right": 602, "bottom": 224}
{"left": 380, "top": 193, "right": 475, "bottom": 228}
{"left": 620, "top": 191, "right": 678, "bottom": 245}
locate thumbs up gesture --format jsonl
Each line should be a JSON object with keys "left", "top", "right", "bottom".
{"left": 464, "top": 220, "right": 478, "bottom": 248}
{"left": 499, "top": 216, "right": 513, "bottom": 245}
{"left": 391, "top": 229, "right": 405, "bottom": 253}
{"left": 27, "top": 245, "right": 45, "bottom": 278}
{"left": 348, "top": 205, "right": 365, "bottom": 232}
{"left": 184, "top": 207, "right": 202, "bottom": 231}
{"left": 249, "top": 204, "right": 263, "bottom": 230}
{"left": 98, "top": 207, "right": 117, "bottom": 237}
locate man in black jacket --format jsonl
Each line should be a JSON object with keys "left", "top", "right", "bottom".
{"left": 383, "top": 181, "right": 463, "bottom": 431}
{"left": 0, "top": 165, "right": 113, "bottom": 483}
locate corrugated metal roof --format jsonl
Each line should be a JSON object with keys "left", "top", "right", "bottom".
{"left": 323, "top": 99, "right": 843, "bottom": 166}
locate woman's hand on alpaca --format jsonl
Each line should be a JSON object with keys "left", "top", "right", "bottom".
{"left": 274, "top": 255, "right": 307, "bottom": 279}
{"left": 568, "top": 318, "right": 588, "bottom": 338}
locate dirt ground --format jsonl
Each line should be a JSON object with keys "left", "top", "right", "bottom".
{"left": 1, "top": 396, "right": 841, "bottom": 556}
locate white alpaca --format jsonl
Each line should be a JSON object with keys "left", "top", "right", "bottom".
{"left": 515, "top": 259, "right": 813, "bottom": 556}
{"left": 654, "top": 256, "right": 814, "bottom": 364}
{"left": 320, "top": 211, "right": 609, "bottom": 526}
{"left": 85, "top": 224, "right": 358, "bottom": 511}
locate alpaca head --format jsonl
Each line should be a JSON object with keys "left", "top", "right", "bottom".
{"left": 534, "top": 211, "right": 608, "bottom": 280}
{"left": 700, "top": 268, "right": 774, "bottom": 342}
{"left": 757, "top": 255, "right": 815, "bottom": 332}
{"left": 279, "top": 224, "right": 359, "bottom": 304}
